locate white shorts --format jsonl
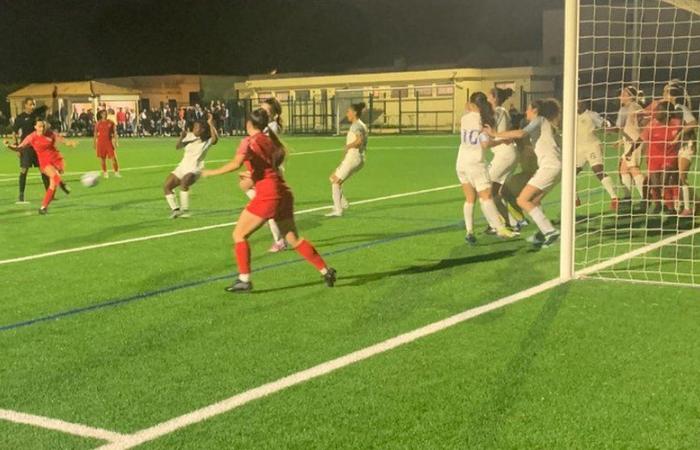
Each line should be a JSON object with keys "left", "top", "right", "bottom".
{"left": 488, "top": 144, "right": 518, "bottom": 185}
{"left": 679, "top": 142, "right": 695, "bottom": 162}
{"left": 172, "top": 162, "right": 203, "bottom": 180}
{"left": 334, "top": 149, "right": 364, "bottom": 181}
{"left": 456, "top": 156, "right": 491, "bottom": 192}
{"left": 576, "top": 142, "right": 604, "bottom": 169}
{"left": 527, "top": 166, "right": 561, "bottom": 191}
{"left": 621, "top": 141, "right": 642, "bottom": 168}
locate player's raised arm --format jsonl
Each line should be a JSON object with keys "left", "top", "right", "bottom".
{"left": 207, "top": 112, "right": 219, "bottom": 145}
{"left": 175, "top": 126, "right": 189, "bottom": 149}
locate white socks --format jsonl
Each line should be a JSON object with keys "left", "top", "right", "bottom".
{"left": 179, "top": 190, "right": 189, "bottom": 211}
{"left": 633, "top": 174, "right": 645, "bottom": 198}
{"left": 269, "top": 220, "right": 282, "bottom": 242}
{"left": 600, "top": 176, "right": 617, "bottom": 199}
{"left": 239, "top": 273, "right": 250, "bottom": 282}
{"left": 620, "top": 173, "right": 632, "bottom": 197}
{"left": 463, "top": 202, "right": 474, "bottom": 234}
{"left": 682, "top": 185, "right": 692, "bottom": 211}
{"left": 528, "top": 206, "right": 555, "bottom": 234}
{"left": 480, "top": 198, "right": 504, "bottom": 231}
{"left": 165, "top": 194, "right": 178, "bottom": 210}
{"left": 332, "top": 183, "right": 343, "bottom": 213}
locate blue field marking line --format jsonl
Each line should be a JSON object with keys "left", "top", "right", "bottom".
{"left": 0, "top": 221, "right": 464, "bottom": 333}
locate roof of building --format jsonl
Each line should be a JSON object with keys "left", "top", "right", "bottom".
{"left": 8, "top": 81, "right": 141, "bottom": 98}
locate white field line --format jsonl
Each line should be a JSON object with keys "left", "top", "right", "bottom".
{"left": 0, "top": 145, "right": 453, "bottom": 183}
{"left": 97, "top": 277, "right": 565, "bottom": 450}
{"left": 0, "top": 408, "right": 126, "bottom": 443}
{"left": 0, "top": 184, "right": 460, "bottom": 266}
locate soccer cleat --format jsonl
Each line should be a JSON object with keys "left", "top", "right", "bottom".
{"left": 484, "top": 226, "right": 497, "bottom": 235}
{"left": 679, "top": 208, "right": 694, "bottom": 217}
{"left": 527, "top": 231, "right": 545, "bottom": 245}
{"left": 541, "top": 230, "right": 561, "bottom": 248}
{"left": 324, "top": 210, "right": 343, "bottom": 218}
{"left": 515, "top": 219, "right": 529, "bottom": 231}
{"left": 170, "top": 208, "right": 181, "bottom": 219}
{"left": 114, "top": 172, "right": 122, "bottom": 178}
{"left": 179, "top": 210, "right": 191, "bottom": 218}
{"left": 15, "top": 198, "right": 29, "bottom": 205}
{"left": 323, "top": 267, "right": 337, "bottom": 287}
{"left": 610, "top": 198, "right": 619, "bottom": 211}
{"left": 224, "top": 279, "right": 253, "bottom": 293}
{"left": 38, "top": 207, "right": 48, "bottom": 215}
{"left": 465, "top": 233, "right": 477, "bottom": 246}
{"left": 496, "top": 227, "right": 517, "bottom": 239}
{"left": 268, "top": 239, "right": 288, "bottom": 253}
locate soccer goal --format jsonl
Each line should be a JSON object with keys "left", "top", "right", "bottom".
{"left": 561, "top": 0, "right": 700, "bottom": 287}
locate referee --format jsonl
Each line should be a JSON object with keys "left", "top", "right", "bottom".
{"left": 12, "top": 98, "right": 49, "bottom": 203}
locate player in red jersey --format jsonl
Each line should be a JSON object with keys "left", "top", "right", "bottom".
{"left": 640, "top": 101, "right": 682, "bottom": 214}
{"left": 4, "top": 119, "right": 77, "bottom": 214}
{"left": 203, "top": 108, "right": 337, "bottom": 293}
{"left": 94, "top": 110, "right": 121, "bottom": 178}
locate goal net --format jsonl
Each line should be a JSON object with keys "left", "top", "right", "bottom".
{"left": 572, "top": 0, "right": 700, "bottom": 286}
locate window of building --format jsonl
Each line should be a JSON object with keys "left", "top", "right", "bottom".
{"left": 414, "top": 86, "right": 433, "bottom": 97}
{"left": 436, "top": 85, "right": 454, "bottom": 96}
{"left": 390, "top": 88, "right": 409, "bottom": 99}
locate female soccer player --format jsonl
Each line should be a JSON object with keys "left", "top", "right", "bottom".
{"left": 489, "top": 99, "right": 562, "bottom": 247}
{"left": 486, "top": 86, "right": 518, "bottom": 231}
{"left": 240, "top": 97, "right": 287, "bottom": 252}
{"left": 163, "top": 113, "right": 218, "bottom": 218}
{"left": 203, "top": 108, "right": 336, "bottom": 293}
{"left": 458, "top": 92, "right": 516, "bottom": 245}
{"left": 641, "top": 101, "right": 682, "bottom": 214}
{"left": 5, "top": 119, "right": 76, "bottom": 214}
{"left": 663, "top": 80, "right": 697, "bottom": 216}
{"left": 615, "top": 86, "right": 646, "bottom": 210}
{"left": 326, "top": 102, "right": 368, "bottom": 217}
{"left": 94, "top": 110, "right": 121, "bottom": 178}
{"left": 576, "top": 101, "right": 618, "bottom": 210}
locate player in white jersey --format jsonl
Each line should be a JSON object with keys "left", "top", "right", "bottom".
{"left": 163, "top": 113, "right": 218, "bottom": 218}
{"left": 326, "top": 102, "right": 368, "bottom": 217}
{"left": 663, "top": 81, "right": 698, "bottom": 216}
{"left": 489, "top": 99, "right": 562, "bottom": 248}
{"left": 457, "top": 92, "right": 517, "bottom": 245}
{"left": 485, "top": 87, "right": 519, "bottom": 232}
{"left": 614, "top": 86, "right": 646, "bottom": 209}
{"left": 240, "top": 97, "right": 288, "bottom": 252}
{"left": 576, "top": 101, "right": 619, "bottom": 211}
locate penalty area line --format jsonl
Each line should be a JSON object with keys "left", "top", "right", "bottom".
{"left": 0, "top": 184, "right": 460, "bottom": 266}
{"left": 96, "top": 277, "right": 565, "bottom": 450}
{"left": 0, "top": 408, "right": 125, "bottom": 443}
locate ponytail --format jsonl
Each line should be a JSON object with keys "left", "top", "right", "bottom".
{"left": 469, "top": 92, "right": 495, "bottom": 127}
{"left": 491, "top": 87, "right": 514, "bottom": 106}
{"left": 351, "top": 102, "right": 366, "bottom": 117}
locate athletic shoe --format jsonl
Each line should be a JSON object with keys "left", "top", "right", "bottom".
{"left": 515, "top": 219, "right": 529, "bottom": 231}
{"left": 170, "top": 208, "right": 181, "bottom": 219}
{"left": 323, "top": 268, "right": 337, "bottom": 287}
{"left": 179, "top": 210, "right": 191, "bottom": 218}
{"left": 224, "top": 279, "right": 252, "bottom": 293}
{"left": 268, "top": 239, "right": 288, "bottom": 253}
{"left": 465, "top": 233, "right": 477, "bottom": 246}
{"left": 610, "top": 198, "right": 619, "bottom": 211}
{"left": 114, "top": 172, "right": 122, "bottom": 178}
{"left": 38, "top": 207, "right": 47, "bottom": 215}
{"left": 341, "top": 198, "right": 349, "bottom": 209}
{"left": 484, "top": 226, "right": 497, "bottom": 235}
{"left": 15, "top": 199, "right": 29, "bottom": 205}
{"left": 527, "top": 231, "right": 545, "bottom": 245}
{"left": 324, "top": 210, "right": 343, "bottom": 218}
{"left": 541, "top": 230, "right": 561, "bottom": 248}
{"left": 496, "top": 228, "right": 517, "bottom": 239}
{"left": 679, "top": 208, "right": 694, "bottom": 217}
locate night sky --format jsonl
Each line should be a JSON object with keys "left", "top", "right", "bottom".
{"left": 0, "top": 0, "right": 562, "bottom": 84}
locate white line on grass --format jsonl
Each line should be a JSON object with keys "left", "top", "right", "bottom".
{"left": 96, "top": 277, "right": 565, "bottom": 450}
{"left": 0, "top": 408, "right": 126, "bottom": 443}
{"left": 0, "top": 184, "right": 460, "bottom": 266}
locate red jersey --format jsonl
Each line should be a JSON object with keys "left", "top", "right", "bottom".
{"left": 95, "top": 120, "right": 115, "bottom": 145}
{"left": 643, "top": 119, "right": 681, "bottom": 171}
{"left": 235, "top": 132, "right": 286, "bottom": 187}
{"left": 116, "top": 111, "right": 127, "bottom": 124}
{"left": 19, "top": 131, "right": 64, "bottom": 170}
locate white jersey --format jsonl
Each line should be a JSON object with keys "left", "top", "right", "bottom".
{"left": 492, "top": 106, "right": 515, "bottom": 151}
{"left": 616, "top": 102, "right": 643, "bottom": 142}
{"left": 266, "top": 120, "right": 281, "bottom": 136}
{"left": 178, "top": 132, "right": 213, "bottom": 172}
{"left": 577, "top": 110, "right": 605, "bottom": 146}
{"left": 458, "top": 112, "right": 489, "bottom": 163}
{"left": 347, "top": 120, "right": 368, "bottom": 154}
{"left": 534, "top": 119, "right": 561, "bottom": 170}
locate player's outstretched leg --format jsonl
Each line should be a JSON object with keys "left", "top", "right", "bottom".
{"left": 518, "top": 184, "right": 559, "bottom": 247}
{"left": 279, "top": 218, "right": 336, "bottom": 287}
{"left": 226, "top": 210, "right": 269, "bottom": 293}
{"left": 591, "top": 164, "right": 618, "bottom": 211}
{"left": 163, "top": 174, "right": 182, "bottom": 218}
{"left": 39, "top": 167, "right": 61, "bottom": 215}
{"left": 178, "top": 173, "right": 197, "bottom": 218}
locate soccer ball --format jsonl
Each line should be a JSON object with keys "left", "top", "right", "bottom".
{"left": 80, "top": 172, "right": 100, "bottom": 188}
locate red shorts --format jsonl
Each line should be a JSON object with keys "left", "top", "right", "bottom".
{"left": 96, "top": 142, "right": 115, "bottom": 158}
{"left": 647, "top": 154, "right": 677, "bottom": 173}
{"left": 246, "top": 185, "right": 294, "bottom": 221}
{"left": 38, "top": 151, "right": 65, "bottom": 172}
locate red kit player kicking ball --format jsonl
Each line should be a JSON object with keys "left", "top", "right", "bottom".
{"left": 94, "top": 110, "right": 121, "bottom": 178}
{"left": 203, "top": 108, "right": 337, "bottom": 293}
{"left": 4, "top": 119, "right": 77, "bottom": 214}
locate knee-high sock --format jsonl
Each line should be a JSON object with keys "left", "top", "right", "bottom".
{"left": 295, "top": 240, "right": 327, "bottom": 273}
{"left": 620, "top": 173, "right": 633, "bottom": 197}
{"left": 463, "top": 202, "right": 474, "bottom": 234}
{"left": 235, "top": 241, "right": 251, "bottom": 279}
{"left": 179, "top": 190, "right": 189, "bottom": 210}
{"left": 42, "top": 175, "right": 62, "bottom": 208}
{"left": 528, "top": 206, "right": 555, "bottom": 234}
{"left": 165, "top": 193, "right": 178, "bottom": 210}
{"left": 331, "top": 183, "right": 343, "bottom": 212}
{"left": 600, "top": 176, "right": 617, "bottom": 199}
{"left": 480, "top": 198, "right": 504, "bottom": 231}
{"left": 100, "top": 159, "right": 107, "bottom": 173}
{"left": 682, "top": 185, "right": 692, "bottom": 211}
{"left": 245, "top": 189, "right": 256, "bottom": 200}
{"left": 633, "top": 174, "right": 645, "bottom": 199}
{"left": 18, "top": 172, "right": 27, "bottom": 198}
{"left": 268, "top": 219, "right": 282, "bottom": 242}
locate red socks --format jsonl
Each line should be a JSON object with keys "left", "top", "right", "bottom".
{"left": 235, "top": 241, "right": 251, "bottom": 275}
{"left": 42, "top": 188, "right": 55, "bottom": 208}
{"left": 295, "top": 240, "right": 327, "bottom": 271}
